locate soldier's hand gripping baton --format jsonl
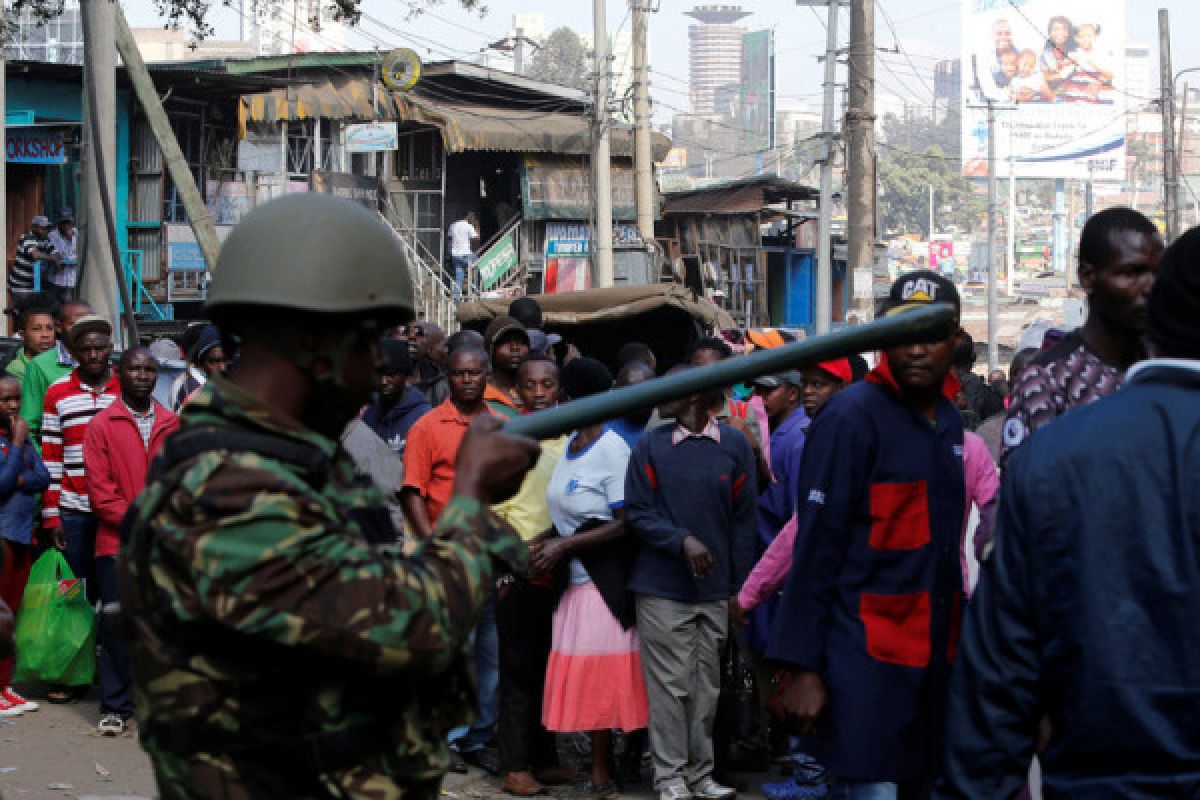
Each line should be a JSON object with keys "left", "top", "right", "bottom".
{"left": 503, "top": 304, "right": 958, "bottom": 441}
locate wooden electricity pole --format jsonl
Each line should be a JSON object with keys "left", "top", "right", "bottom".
{"left": 845, "top": 0, "right": 877, "bottom": 319}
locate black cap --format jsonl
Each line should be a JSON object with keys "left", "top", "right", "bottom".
{"left": 381, "top": 338, "right": 414, "bottom": 374}
{"left": 883, "top": 270, "right": 961, "bottom": 322}
{"left": 753, "top": 370, "right": 804, "bottom": 389}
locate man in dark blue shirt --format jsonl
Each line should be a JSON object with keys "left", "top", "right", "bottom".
{"left": 936, "top": 227, "right": 1200, "bottom": 799}
{"left": 769, "top": 271, "right": 966, "bottom": 800}
{"left": 627, "top": 379, "right": 757, "bottom": 800}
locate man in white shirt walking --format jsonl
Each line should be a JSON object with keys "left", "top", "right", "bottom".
{"left": 447, "top": 212, "right": 479, "bottom": 297}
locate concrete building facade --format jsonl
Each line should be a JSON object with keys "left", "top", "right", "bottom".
{"left": 685, "top": 5, "right": 750, "bottom": 115}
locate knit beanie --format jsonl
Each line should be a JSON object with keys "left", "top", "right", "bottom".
{"left": 559, "top": 357, "right": 613, "bottom": 401}
{"left": 1148, "top": 226, "right": 1200, "bottom": 359}
{"left": 191, "top": 324, "right": 221, "bottom": 363}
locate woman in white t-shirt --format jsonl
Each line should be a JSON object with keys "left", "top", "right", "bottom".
{"left": 531, "top": 358, "right": 648, "bottom": 796}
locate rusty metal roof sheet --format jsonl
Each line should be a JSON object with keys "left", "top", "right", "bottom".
{"left": 240, "top": 79, "right": 671, "bottom": 159}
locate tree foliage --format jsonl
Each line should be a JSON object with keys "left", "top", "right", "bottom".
{"left": 877, "top": 111, "right": 984, "bottom": 237}
{"left": 525, "top": 27, "right": 589, "bottom": 91}
{"left": 6, "top": 1, "right": 485, "bottom": 41}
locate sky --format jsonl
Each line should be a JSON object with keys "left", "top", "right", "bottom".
{"left": 122, "top": 0, "right": 1200, "bottom": 122}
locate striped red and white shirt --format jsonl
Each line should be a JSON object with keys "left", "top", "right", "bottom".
{"left": 42, "top": 369, "right": 120, "bottom": 525}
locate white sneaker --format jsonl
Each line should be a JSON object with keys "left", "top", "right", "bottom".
{"left": 689, "top": 778, "right": 736, "bottom": 800}
{"left": 3, "top": 688, "right": 38, "bottom": 712}
{"left": 97, "top": 713, "right": 125, "bottom": 736}
{"left": 660, "top": 780, "right": 693, "bottom": 800}
{"left": 0, "top": 695, "right": 24, "bottom": 717}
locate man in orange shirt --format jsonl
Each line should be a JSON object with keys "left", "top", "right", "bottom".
{"left": 401, "top": 346, "right": 490, "bottom": 537}
{"left": 403, "top": 342, "right": 503, "bottom": 772}
{"left": 483, "top": 316, "right": 530, "bottom": 418}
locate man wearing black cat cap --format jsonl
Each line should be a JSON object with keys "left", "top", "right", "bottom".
{"left": 937, "top": 227, "right": 1200, "bottom": 798}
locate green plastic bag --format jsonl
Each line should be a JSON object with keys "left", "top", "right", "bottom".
{"left": 13, "top": 550, "right": 96, "bottom": 686}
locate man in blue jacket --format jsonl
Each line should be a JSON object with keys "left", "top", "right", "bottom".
{"left": 748, "top": 370, "right": 807, "bottom": 654}
{"left": 768, "top": 271, "right": 966, "bottom": 800}
{"left": 935, "top": 228, "right": 1200, "bottom": 798}
{"left": 362, "top": 339, "right": 431, "bottom": 455}
{"left": 627, "top": 377, "right": 758, "bottom": 800}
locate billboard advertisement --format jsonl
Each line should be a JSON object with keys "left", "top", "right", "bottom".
{"left": 961, "top": 0, "right": 1126, "bottom": 180}
{"left": 739, "top": 29, "right": 775, "bottom": 153}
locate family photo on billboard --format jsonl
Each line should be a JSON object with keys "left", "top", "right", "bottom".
{"left": 970, "top": 4, "right": 1118, "bottom": 105}
{"left": 961, "top": 0, "right": 1126, "bottom": 180}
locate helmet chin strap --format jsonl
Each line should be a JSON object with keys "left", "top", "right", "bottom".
{"left": 241, "top": 323, "right": 376, "bottom": 389}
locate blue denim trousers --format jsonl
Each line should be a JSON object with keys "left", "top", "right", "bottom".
{"left": 448, "top": 591, "right": 498, "bottom": 753}
{"left": 59, "top": 510, "right": 97, "bottom": 605}
{"left": 95, "top": 556, "right": 133, "bottom": 716}
{"left": 451, "top": 255, "right": 470, "bottom": 296}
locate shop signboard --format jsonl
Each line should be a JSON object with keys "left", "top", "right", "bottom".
{"left": 311, "top": 171, "right": 381, "bottom": 209}
{"left": 345, "top": 122, "right": 399, "bottom": 153}
{"left": 476, "top": 226, "right": 519, "bottom": 290}
{"left": 961, "top": 0, "right": 1126, "bottom": 180}
{"left": 543, "top": 223, "right": 591, "bottom": 294}
{"left": 166, "top": 223, "right": 233, "bottom": 272}
{"left": 7, "top": 127, "right": 69, "bottom": 164}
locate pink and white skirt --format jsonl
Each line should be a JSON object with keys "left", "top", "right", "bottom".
{"left": 542, "top": 581, "right": 649, "bottom": 733}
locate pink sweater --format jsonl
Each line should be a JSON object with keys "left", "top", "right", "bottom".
{"left": 737, "top": 431, "right": 999, "bottom": 610}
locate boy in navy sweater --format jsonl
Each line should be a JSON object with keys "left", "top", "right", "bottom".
{"left": 626, "top": 378, "right": 757, "bottom": 800}
{"left": 768, "top": 271, "right": 966, "bottom": 800}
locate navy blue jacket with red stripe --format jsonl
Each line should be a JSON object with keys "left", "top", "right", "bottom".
{"left": 626, "top": 421, "right": 758, "bottom": 603}
{"left": 767, "top": 360, "right": 965, "bottom": 783}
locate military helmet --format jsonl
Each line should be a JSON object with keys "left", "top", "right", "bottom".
{"left": 206, "top": 193, "right": 414, "bottom": 319}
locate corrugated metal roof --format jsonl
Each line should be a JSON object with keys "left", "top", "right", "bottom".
{"left": 661, "top": 175, "right": 818, "bottom": 215}
{"left": 241, "top": 80, "right": 671, "bottom": 160}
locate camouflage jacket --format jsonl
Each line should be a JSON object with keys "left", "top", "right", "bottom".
{"left": 119, "top": 378, "right": 527, "bottom": 800}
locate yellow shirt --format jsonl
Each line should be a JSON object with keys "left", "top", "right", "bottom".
{"left": 492, "top": 434, "right": 568, "bottom": 541}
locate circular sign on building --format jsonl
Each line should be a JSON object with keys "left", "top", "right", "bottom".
{"left": 381, "top": 48, "right": 422, "bottom": 91}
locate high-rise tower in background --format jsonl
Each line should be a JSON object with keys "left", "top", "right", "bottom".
{"left": 685, "top": 5, "right": 751, "bottom": 115}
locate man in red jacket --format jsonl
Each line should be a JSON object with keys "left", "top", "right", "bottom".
{"left": 83, "top": 347, "right": 179, "bottom": 736}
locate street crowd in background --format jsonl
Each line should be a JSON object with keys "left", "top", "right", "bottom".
{"left": 0, "top": 201, "right": 1196, "bottom": 800}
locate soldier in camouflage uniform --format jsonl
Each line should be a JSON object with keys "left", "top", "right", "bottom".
{"left": 119, "top": 193, "right": 541, "bottom": 799}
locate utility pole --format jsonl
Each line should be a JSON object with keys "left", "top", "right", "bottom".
{"left": 1160, "top": 9, "right": 1178, "bottom": 241}
{"left": 967, "top": 98, "right": 1014, "bottom": 371}
{"left": 799, "top": 0, "right": 841, "bottom": 333}
{"left": 114, "top": 4, "right": 221, "bottom": 271}
{"left": 80, "top": 0, "right": 119, "bottom": 330}
{"left": 592, "top": 0, "right": 615, "bottom": 287}
{"left": 1006, "top": 153, "right": 1016, "bottom": 297}
{"left": 845, "top": 0, "right": 877, "bottom": 319}
{"left": 631, "top": 0, "right": 657, "bottom": 246}
{"left": 513, "top": 27, "right": 525, "bottom": 75}
{"left": 928, "top": 184, "right": 934, "bottom": 239}
{"left": 986, "top": 101, "right": 999, "bottom": 373}
{"left": 1178, "top": 85, "right": 1191, "bottom": 228}
{"left": 1085, "top": 161, "right": 1095, "bottom": 219}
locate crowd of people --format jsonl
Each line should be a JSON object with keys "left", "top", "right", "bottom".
{"left": 0, "top": 199, "right": 1194, "bottom": 800}
{"left": 0, "top": 300, "right": 220, "bottom": 734}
